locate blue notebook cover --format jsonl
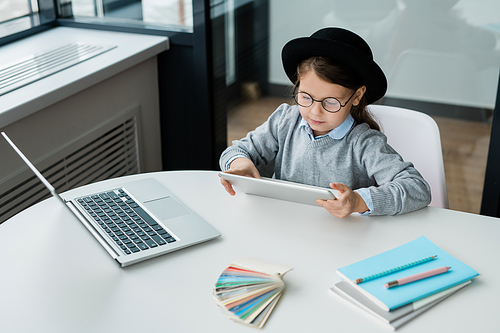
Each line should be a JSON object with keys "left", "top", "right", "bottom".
{"left": 336, "top": 236, "right": 479, "bottom": 311}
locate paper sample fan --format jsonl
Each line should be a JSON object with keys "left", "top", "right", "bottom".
{"left": 213, "top": 258, "right": 293, "bottom": 328}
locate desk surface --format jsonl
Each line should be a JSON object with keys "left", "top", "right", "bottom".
{"left": 1, "top": 171, "right": 498, "bottom": 332}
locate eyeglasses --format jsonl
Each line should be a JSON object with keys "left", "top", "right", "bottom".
{"left": 293, "top": 90, "right": 357, "bottom": 113}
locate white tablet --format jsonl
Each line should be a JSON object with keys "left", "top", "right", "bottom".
{"left": 219, "top": 172, "right": 338, "bottom": 206}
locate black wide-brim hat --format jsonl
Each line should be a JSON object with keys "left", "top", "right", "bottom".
{"left": 282, "top": 27, "right": 387, "bottom": 104}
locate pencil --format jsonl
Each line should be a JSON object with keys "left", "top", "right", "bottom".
{"left": 354, "top": 255, "right": 438, "bottom": 284}
{"left": 384, "top": 266, "right": 451, "bottom": 288}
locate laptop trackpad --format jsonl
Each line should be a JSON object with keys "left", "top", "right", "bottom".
{"left": 144, "top": 197, "right": 188, "bottom": 220}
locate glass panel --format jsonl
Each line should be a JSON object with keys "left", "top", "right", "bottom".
{"left": 366, "top": 0, "right": 500, "bottom": 111}
{"left": 71, "top": 0, "right": 193, "bottom": 30}
{"left": 0, "top": 0, "right": 32, "bottom": 23}
{"left": 0, "top": 0, "right": 53, "bottom": 42}
{"left": 221, "top": 0, "right": 500, "bottom": 214}
{"left": 71, "top": 0, "right": 95, "bottom": 17}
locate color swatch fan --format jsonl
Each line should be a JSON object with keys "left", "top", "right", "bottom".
{"left": 213, "top": 258, "right": 293, "bottom": 328}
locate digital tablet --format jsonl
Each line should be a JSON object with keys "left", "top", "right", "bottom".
{"left": 219, "top": 172, "right": 338, "bottom": 206}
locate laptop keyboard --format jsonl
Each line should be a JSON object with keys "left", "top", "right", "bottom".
{"left": 77, "top": 189, "right": 176, "bottom": 255}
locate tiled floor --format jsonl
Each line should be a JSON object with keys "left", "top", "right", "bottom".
{"left": 227, "top": 97, "right": 492, "bottom": 214}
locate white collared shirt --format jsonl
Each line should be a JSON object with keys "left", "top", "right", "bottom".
{"left": 299, "top": 113, "right": 355, "bottom": 141}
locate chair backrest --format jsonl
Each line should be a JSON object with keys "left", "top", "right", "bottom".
{"left": 368, "top": 104, "right": 449, "bottom": 209}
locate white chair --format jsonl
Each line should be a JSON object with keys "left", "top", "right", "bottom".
{"left": 368, "top": 104, "right": 449, "bottom": 209}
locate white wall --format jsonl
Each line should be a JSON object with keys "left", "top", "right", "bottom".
{"left": 269, "top": 0, "right": 500, "bottom": 109}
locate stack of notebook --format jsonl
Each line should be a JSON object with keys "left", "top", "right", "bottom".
{"left": 213, "top": 258, "right": 293, "bottom": 329}
{"left": 329, "top": 236, "right": 479, "bottom": 330}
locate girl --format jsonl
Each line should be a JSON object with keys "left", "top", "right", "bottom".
{"left": 219, "top": 27, "right": 431, "bottom": 218}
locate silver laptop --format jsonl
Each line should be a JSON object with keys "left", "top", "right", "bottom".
{"left": 2, "top": 132, "right": 220, "bottom": 267}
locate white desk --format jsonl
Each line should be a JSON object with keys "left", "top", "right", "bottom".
{"left": 0, "top": 171, "right": 498, "bottom": 332}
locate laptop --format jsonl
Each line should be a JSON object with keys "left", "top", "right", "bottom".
{"left": 219, "top": 172, "right": 338, "bottom": 206}
{"left": 2, "top": 132, "right": 220, "bottom": 267}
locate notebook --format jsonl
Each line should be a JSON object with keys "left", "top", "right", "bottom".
{"left": 335, "top": 236, "right": 479, "bottom": 311}
{"left": 2, "top": 132, "right": 220, "bottom": 267}
{"left": 219, "top": 172, "right": 338, "bottom": 206}
{"left": 329, "top": 280, "right": 471, "bottom": 330}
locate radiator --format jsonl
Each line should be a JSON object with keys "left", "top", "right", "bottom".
{"left": 0, "top": 106, "right": 141, "bottom": 223}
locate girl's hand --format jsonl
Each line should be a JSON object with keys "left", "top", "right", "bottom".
{"left": 316, "top": 183, "right": 369, "bottom": 218}
{"left": 219, "top": 157, "right": 261, "bottom": 196}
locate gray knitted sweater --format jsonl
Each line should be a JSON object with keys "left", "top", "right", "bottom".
{"left": 220, "top": 103, "right": 431, "bottom": 215}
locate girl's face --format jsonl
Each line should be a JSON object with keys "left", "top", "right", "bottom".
{"left": 297, "top": 70, "right": 365, "bottom": 137}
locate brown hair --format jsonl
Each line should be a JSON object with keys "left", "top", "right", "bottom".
{"left": 295, "top": 57, "right": 380, "bottom": 131}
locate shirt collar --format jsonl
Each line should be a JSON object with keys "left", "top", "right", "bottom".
{"left": 299, "top": 113, "right": 355, "bottom": 140}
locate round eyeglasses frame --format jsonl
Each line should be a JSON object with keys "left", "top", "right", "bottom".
{"left": 293, "top": 90, "right": 357, "bottom": 113}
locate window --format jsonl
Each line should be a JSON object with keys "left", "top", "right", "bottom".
{"left": 0, "top": 0, "right": 34, "bottom": 23}
{"left": 0, "top": 0, "right": 56, "bottom": 43}
{"left": 70, "top": 0, "right": 193, "bottom": 31}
